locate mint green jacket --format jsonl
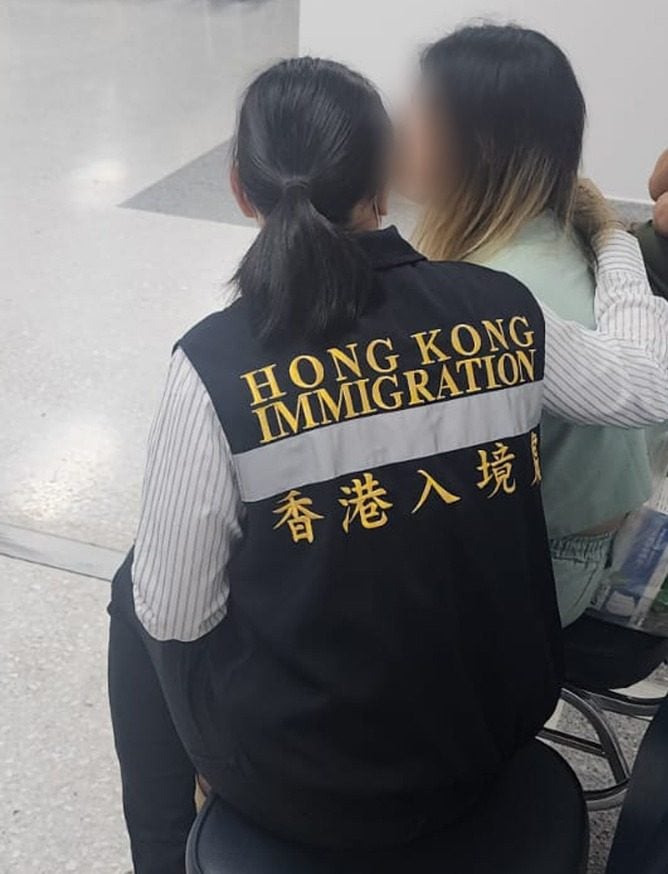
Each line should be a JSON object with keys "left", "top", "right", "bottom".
{"left": 474, "top": 213, "right": 652, "bottom": 539}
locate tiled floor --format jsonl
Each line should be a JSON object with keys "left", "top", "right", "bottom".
{"left": 0, "top": 1, "right": 662, "bottom": 872}
{"left": 0, "top": 557, "right": 130, "bottom": 873}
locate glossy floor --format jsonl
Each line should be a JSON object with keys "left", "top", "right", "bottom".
{"left": 1, "top": 2, "right": 296, "bottom": 872}
{"left": 0, "top": 0, "right": 297, "bottom": 551}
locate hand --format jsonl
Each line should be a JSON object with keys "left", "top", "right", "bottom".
{"left": 574, "top": 178, "right": 623, "bottom": 235}
{"left": 653, "top": 192, "right": 668, "bottom": 238}
{"left": 649, "top": 150, "right": 668, "bottom": 202}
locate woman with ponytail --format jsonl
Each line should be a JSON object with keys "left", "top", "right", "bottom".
{"left": 230, "top": 58, "right": 388, "bottom": 342}
{"left": 108, "top": 56, "right": 668, "bottom": 873}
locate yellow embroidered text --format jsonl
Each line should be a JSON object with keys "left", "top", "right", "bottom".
{"left": 339, "top": 473, "right": 392, "bottom": 533}
{"left": 476, "top": 443, "right": 517, "bottom": 498}
{"left": 530, "top": 431, "right": 542, "bottom": 486}
{"left": 273, "top": 490, "right": 324, "bottom": 544}
{"left": 412, "top": 470, "right": 461, "bottom": 513}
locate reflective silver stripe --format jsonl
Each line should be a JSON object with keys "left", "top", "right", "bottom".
{"left": 233, "top": 380, "right": 543, "bottom": 503}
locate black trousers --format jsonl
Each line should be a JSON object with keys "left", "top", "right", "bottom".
{"left": 108, "top": 553, "right": 196, "bottom": 874}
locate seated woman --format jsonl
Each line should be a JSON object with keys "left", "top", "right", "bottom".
{"left": 109, "top": 57, "right": 668, "bottom": 874}
{"left": 635, "top": 149, "right": 668, "bottom": 298}
{"left": 398, "top": 23, "right": 654, "bottom": 627}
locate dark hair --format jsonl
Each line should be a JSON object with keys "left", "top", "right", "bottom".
{"left": 417, "top": 24, "right": 596, "bottom": 262}
{"left": 233, "top": 57, "right": 390, "bottom": 342}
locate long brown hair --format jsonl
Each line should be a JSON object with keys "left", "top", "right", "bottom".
{"left": 415, "top": 25, "right": 612, "bottom": 264}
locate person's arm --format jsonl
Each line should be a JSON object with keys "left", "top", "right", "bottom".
{"left": 649, "top": 150, "right": 668, "bottom": 202}
{"left": 132, "top": 347, "right": 243, "bottom": 642}
{"left": 542, "top": 229, "right": 668, "bottom": 426}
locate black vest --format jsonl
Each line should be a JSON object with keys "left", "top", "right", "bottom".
{"left": 154, "top": 228, "right": 561, "bottom": 848}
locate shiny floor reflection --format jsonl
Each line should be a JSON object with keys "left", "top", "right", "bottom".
{"left": 0, "top": 0, "right": 298, "bottom": 551}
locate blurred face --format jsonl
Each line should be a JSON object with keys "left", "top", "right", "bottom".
{"left": 393, "top": 83, "right": 460, "bottom": 206}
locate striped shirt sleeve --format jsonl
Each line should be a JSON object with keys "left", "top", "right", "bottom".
{"left": 132, "top": 347, "right": 243, "bottom": 642}
{"left": 542, "top": 229, "right": 668, "bottom": 426}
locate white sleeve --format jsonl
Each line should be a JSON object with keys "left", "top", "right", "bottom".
{"left": 132, "top": 347, "right": 243, "bottom": 642}
{"left": 542, "top": 229, "right": 668, "bottom": 426}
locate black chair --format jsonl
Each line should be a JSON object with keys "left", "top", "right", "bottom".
{"left": 606, "top": 695, "right": 668, "bottom": 874}
{"left": 186, "top": 740, "right": 588, "bottom": 874}
{"left": 541, "top": 615, "right": 668, "bottom": 810}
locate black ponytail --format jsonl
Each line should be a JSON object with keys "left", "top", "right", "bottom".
{"left": 232, "top": 58, "right": 389, "bottom": 343}
{"left": 235, "top": 184, "right": 373, "bottom": 341}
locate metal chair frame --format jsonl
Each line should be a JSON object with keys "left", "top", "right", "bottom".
{"left": 541, "top": 685, "right": 664, "bottom": 811}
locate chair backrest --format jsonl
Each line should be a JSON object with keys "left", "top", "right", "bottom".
{"left": 187, "top": 740, "right": 588, "bottom": 874}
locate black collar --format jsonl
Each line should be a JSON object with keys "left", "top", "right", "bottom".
{"left": 355, "top": 226, "right": 426, "bottom": 270}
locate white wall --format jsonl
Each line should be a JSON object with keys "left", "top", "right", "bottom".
{"left": 299, "top": 0, "right": 667, "bottom": 202}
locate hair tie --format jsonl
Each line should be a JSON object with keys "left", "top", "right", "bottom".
{"left": 284, "top": 178, "right": 311, "bottom": 194}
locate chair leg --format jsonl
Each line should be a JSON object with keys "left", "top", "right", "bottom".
{"left": 587, "top": 690, "right": 663, "bottom": 719}
{"left": 541, "top": 688, "right": 631, "bottom": 811}
{"left": 562, "top": 689, "right": 631, "bottom": 783}
{"left": 584, "top": 782, "right": 630, "bottom": 811}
